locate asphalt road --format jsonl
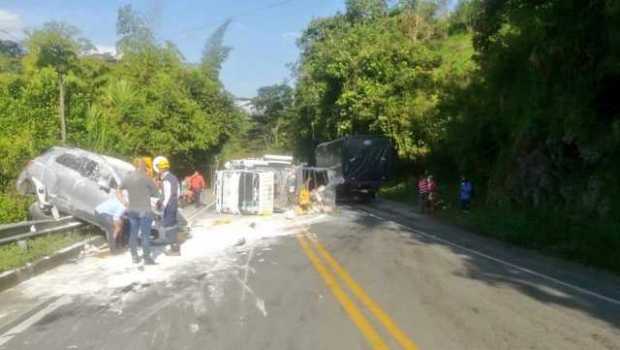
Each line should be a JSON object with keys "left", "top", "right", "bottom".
{"left": 0, "top": 202, "right": 619, "bottom": 350}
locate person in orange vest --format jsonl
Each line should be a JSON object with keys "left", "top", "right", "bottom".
{"left": 189, "top": 170, "right": 206, "bottom": 207}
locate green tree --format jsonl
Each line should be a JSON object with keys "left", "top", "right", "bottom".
{"left": 84, "top": 6, "right": 243, "bottom": 174}
{"left": 0, "top": 40, "right": 24, "bottom": 73}
{"left": 116, "top": 4, "right": 156, "bottom": 55}
{"left": 24, "top": 22, "right": 93, "bottom": 144}
{"left": 447, "top": 0, "right": 480, "bottom": 34}
{"left": 201, "top": 19, "right": 232, "bottom": 79}
{"left": 251, "top": 83, "right": 294, "bottom": 151}
{"left": 345, "top": 0, "right": 388, "bottom": 21}
{"left": 292, "top": 6, "right": 445, "bottom": 160}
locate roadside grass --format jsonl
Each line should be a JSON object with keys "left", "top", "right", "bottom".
{"left": 0, "top": 231, "right": 94, "bottom": 273}
{"left": 379, "top": 180, "right": 620, "bottom": 274}
{"left": 378, "top": 179, "right": 418, "bottom": 204}
{"left": 0, "top": 192, "right": 30, "bottom": 224}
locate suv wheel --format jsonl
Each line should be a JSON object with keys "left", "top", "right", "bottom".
{"left": 28, "top": 202, "right": 54, "bottom": 220}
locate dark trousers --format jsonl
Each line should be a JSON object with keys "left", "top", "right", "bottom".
{"left": 95, "top": 212, "right": 114, "bottom": 238}
{"left": 127, "top": 211, "right": 153, "bottom": 259}
{"left": 460, "top": 198, "right": 471, "bottom": 210}
{"left": 192, "top": 189, "right": 202, "bottom": 206}
{"left": 160, "top": 225, "right": 179, "bottom": 245}
{"left": 161, "top": 204, "right": 180, "bottom": 251}
{"left": 418, "top": 192, "right": 429, "bottom": 213}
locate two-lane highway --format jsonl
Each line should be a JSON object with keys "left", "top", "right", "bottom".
{"left": 0, "top": 204, "right": 618, "bottom": 349}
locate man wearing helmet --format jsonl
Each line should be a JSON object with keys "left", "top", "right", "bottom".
{"left": 154, "top": 156, "right": 182, "bottom": 256}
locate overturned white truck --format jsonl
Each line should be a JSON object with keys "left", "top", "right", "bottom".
{"left": 215, "top": 155, "right": 337, "bottom": 215}
{"left": 215, "top": 170, "right": 275, "bottom": 215}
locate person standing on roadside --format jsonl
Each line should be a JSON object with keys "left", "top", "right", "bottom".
{"left": 154, "top": 156, "right": 182, "bottom": 256}
{"left": 427, "top": 175, "right": 438, "bottom": 213}
{"left": 95, "top": 189, "right": 127, "bottom": 253}
{"left": 120, "top": 158, "right": 158, "bottom": 265}
{"left": 190, "top": 170, "right": 206, "bottom": 207}
{"left": 417, "top": 175, "right": 429, "bottom": 213}
{"left": 459, "top": 175, "right": 473, "bottom": 211}
{"left": 181, "top": 175, "right": 192, "bottom": 206}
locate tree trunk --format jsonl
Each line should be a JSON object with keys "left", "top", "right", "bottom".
{"left": 58, "top": 73, "right": 66, "bottom": 144}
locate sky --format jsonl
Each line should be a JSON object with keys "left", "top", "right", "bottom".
{"left": 0, "top": 0, "right": 346, "bottom": 98}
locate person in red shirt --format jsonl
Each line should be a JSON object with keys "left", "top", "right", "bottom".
{"left": 417, "top": 176, "right": 429, "bottom": 213}
{"left": 189, "top": 171, "right": 206, "bottom": 207}
{"left": 427, "top": 175, "right": 438, "bottom": 213}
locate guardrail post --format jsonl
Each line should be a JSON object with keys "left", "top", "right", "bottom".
{"left": 17, "top": 240, "right": 28, "bottom": 251}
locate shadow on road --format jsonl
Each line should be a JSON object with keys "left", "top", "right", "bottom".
{"left": 348, "top": 202, "right": 620, "bottom": 331}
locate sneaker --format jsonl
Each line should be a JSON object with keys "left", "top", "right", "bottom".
{"left": 165, "top": 245, "right": 181, "bottom": 256}
{"left": 132, "top": 255, "right": 141, "bottom": 264}
{"left": 143, "top": 256, "right": 156, "bottom": 265}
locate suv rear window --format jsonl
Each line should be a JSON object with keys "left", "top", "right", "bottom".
{"left": 55, "top": 153, "right": 82, "bottom": 171}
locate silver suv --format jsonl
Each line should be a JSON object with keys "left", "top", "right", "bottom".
{"left": 16, "top": 147, "right": 177, "bottom": 243}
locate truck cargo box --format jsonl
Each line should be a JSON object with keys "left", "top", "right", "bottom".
{"left": 315, "top": 135, "right": 394, "bottom": 198}
{"left": 215, "top": 170, "right": 274, "bottom": 215}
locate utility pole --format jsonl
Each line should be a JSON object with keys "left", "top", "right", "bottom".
{"left": 58, "top": 72, "right": 66, "bottom": 144}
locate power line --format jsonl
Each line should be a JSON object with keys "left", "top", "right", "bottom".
{"left": 169, "top": 0, "right": 297, "bottom": 41}
{"left": 234, "top": 0, "right": 295, "bottom": 18}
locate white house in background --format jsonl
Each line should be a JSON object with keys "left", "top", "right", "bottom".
{"left": 234, "top": 98, "right": 257, "bottom": 115}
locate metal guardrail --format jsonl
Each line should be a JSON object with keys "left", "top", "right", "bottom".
{"left": 0, "top": 217, "right": 84, "bottom": 246}
{"left": 0, "top": 196, "right": 216, "bottom": 246}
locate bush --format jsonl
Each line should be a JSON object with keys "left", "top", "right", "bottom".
{"left": 0, "top": 193, "right": 30, "bottom": 224}
{"left": 379, "top": 180, "right": 418, "bottom": 204}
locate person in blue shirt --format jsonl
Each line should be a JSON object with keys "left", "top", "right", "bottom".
{"left": 95, "top": 191, "right": 127, "bottom": 252}
{"left": 459, "top": 175, "right": 473, "bottom": 211}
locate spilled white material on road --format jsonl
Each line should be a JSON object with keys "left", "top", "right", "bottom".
{"left": 189, "top": 323, "right": 200, "bottom": 333}
{"left": 14, "top": 213, "right": 332, "bottom": 315}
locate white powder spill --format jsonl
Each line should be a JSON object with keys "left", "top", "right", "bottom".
{"left": 189, "top": 323, "right": 199, "bottom": 333}
{"left": 15, "top": 213, "right": 332, "bottom": 315}
{"left": 255, "top": 299, "right": 267, "bottom": 317}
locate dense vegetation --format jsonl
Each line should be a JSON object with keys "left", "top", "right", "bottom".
{"left": 0, "top": 5, "right": 243, "bottom": 222}
{"left": 253, "top": 0, "right": 620, "bottom": 272}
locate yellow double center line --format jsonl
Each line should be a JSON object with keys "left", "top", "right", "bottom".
{"left": 296, "top": 231, "right": 419, "bottom": 350}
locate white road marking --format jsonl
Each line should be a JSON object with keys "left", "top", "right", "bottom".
{"left": 361, "top": 209, "right": 620, "bottom": 306}
{"left": 0, "top": 296, "right": 71, "bottom": 347}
